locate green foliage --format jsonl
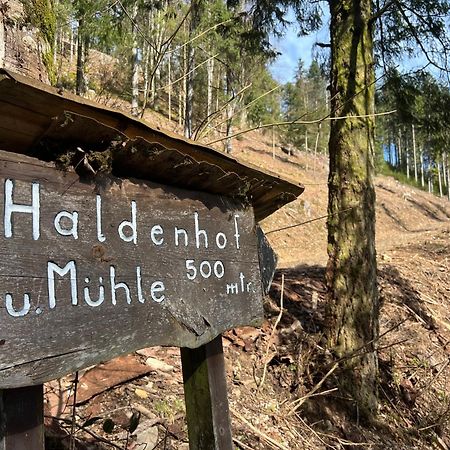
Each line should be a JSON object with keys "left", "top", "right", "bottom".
{"left": 281, "top": 58, "right": 329, "bottom": 153}
{"left": 22, "top": 0, "right": 57, "bottom": 84}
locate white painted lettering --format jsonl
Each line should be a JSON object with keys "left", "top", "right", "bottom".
{"left": 194, "top": 212, "right": 208, "bottom": 248}
{"left": 215, "top": 232, "right": 227, "bottom": 249}
{"left": 200, "top": 261, "right": 212, "bottom": 278}
{"left": 150, "top": 225, "right": 164, "bottom": 245}
{"left": 47, "top": 260, "right": 78, "bottom": 309}
{"left": 110, "top": 266, "right": 132, "bottom": 305}
{"left": 54, "top": 210, "right": 79, "bottom": 239}
{"left": 150, "top": 281, "right": 165, "bottom": 303}
{"left": 175, "top": 227, "right": 188, "bottom": 246}
{"left": 5, "top": 293, "right": 31, "bottom": 317}
{"left": 226, "top": 283, "right": 238, "bottom": 294}
{"left": 118, "top": 200, "right": 137, "bottom": 244}
{"left": 213, "top": 261, "right": 225, "bottom": 279}
{"left": 83, "top": 276, "right": 105, "bottom": 307}
{"left": 239, "top": 272, "right": 245, "bottom": 292}
{"left": 186, "top": 259, "right": 197, "bottom": 280}
{"left": 4, "top": 179, "right": 40, "bottom": 240}
{"left": 234, "top": 215, "right": 241, "bottom": 249}
{"left": 136, "top": 266, "right": 146, "bottom": 303}
{"left": 96, "top": 195, "right": 106, "bottom": 242}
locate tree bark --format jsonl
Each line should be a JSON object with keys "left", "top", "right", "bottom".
{"left": 207, "top": 56, "right": 214, "bottom": 119}
{"left": 438, "top": 160, "right": 443, "bottom": 197}
{"left": 420, "top": 150, "right": 425, "bottom": 188}
{"left": 0, "top": 11, "right": 5, "bottom": 69}
{"left": 131, "top": 3, "right": 140, "bottom": 117}
{"left": 326, "top": 0, "right": 379, "bottom": 420}
{"left": 412, "top": 124, "right": 418, "bottom": 183}
{"left": 76, "top": 18, "right": 88, "bottom": 96}
{"left": 184, "top": 0, "right": 201, "bottom": 138}
{"left": 447, "top": 153, "right": 450, "bottom": 201}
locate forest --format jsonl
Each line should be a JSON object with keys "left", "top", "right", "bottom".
{"left": 0, "top": 0, "right": 450, "bottom": 448}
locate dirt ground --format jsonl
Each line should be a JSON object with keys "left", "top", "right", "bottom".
{"left": 43, "top": 127, "right": 450, "bottom": 450}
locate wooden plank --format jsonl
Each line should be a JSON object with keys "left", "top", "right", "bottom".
{"left": 0, "top": 150, "right": 264, "bottom": 388}
{"left": 181, "top": 335, "right": 233, "bottom": 450}
{"left": 0, "top": 385, "right": 45, "bottom": 450}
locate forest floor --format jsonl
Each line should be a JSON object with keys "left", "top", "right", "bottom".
{"left": 43, "top": 115, "right": 450, "bottom": 450}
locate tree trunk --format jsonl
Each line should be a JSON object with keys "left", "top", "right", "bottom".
{"left": 443, "top": 152, "right": 447, "bottom": 188}
{"left": 0, "top": 11, "right": 5, "bottom": 69}
{"left": 420, "top": 150, "right": 425, "bottom": 188}
{"left": 168, "top": 52, "right": 172, "bottom": 122}
{"left": 131, "top": 3, "right": 140, "bottom": 116}
{"left": 438, "top": 160, "right": 443, "bottom": 197}
{"left": 206, "top": 51, "right": 214, "bottom": 119}
{"left": 327, "top": 0, "right": 379, "bottom": 419}
{"left": 184, "top": 0, "right": 201, "bottom": 138}
{"left": 76, "top": 18, "right": 88, "bottom": 96}
{"left": 447, "top": 154, "right": 450, "bottom": 201}
{"left": 69, "top": 25, "right": 74, "bottom": 64}
{"left": 412, "top": 124, "right": 418, "bottom": 183}
{"left": 225, "top": 69, "right": 233, "bottom": 153}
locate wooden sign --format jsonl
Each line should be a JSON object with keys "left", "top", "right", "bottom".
{"left": 0, "top": 151, "right": 264, "bottom": 389}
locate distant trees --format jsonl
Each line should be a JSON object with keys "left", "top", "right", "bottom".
{"left": 27, "top": 0, "right": 282, "bottom": 151}
{"left": 377, "top": 70, "right": 450, "bottom": 198}
{"left": 282, "top": 59, "right": 328, "bottom": 154}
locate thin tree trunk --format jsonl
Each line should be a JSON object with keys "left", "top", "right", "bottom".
{"left": 405, "top": 149, "right": 409, "bottom": 180}
{"left": 412, "top": 124, "right": 418, "bottom": 183}
{"left": 313, "top": 123, "right": 321, "bottom": 173}
{"left": 225, "top": 69, "right": 233, "bottom": 153}
{"left": 438, "top": 160, "right": 443, "bottom": 197}
{"left": 443, "top": 152, "right": 447, "bottom": 188}
{"left": 76, "top": 18, "right": 87, "bottom": 96}
{"left": 397, "top": 128, "right": 402, "bottom": 169}
{"left": 168, "top": 52, "right": 172, "bottom": 122}
{"left": 184, "top": 0, "right": 201, "bottom": 138}
{"left": 0, "top": 11, "right": 5, "bottom": 69}
{"left": 69, "top": 25, "right": 74, "bottom": 64}
{"left": 305, "top": 129, "right": 309, "bottom": 152}
{"left": 206, "top": 52, "right": 214, "bottom": 119}
{"left": 131, "top": 3, "right": 140, "bottom": 116}
{"left": 420, "top": 150, "right": 425, "bottom": 188}
{"left": 327, "top": 0, "right": 378, "bottom": 419}
{"left": 447, "top": 154, "right": 450, "bottom": 201}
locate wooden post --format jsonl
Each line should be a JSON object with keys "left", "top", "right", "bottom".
{"left": 0, "top": 385, "right": 45, "bottom": 450}
{"left": 181, "top": 335, "right": 233, "bottom": 450}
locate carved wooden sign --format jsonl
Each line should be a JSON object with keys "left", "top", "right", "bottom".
{"left": 0, "top": 152, "right": 265, "bottom": 389}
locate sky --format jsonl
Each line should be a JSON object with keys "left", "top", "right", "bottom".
{"left": 268, "top": 10, "right": 330, "bottom": 84}
{"left": 268, "top": 9, "right": 444, "bottom": 86}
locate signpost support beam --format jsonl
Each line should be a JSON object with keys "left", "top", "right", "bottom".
{"left": 0, "top": 385, "right": 45, "bottom": 450}
{"left": 181, "top": 335, "right": 233, "bottom": 450}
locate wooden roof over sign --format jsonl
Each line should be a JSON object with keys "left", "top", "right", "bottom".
{"left": 0, "top": 69, "right": 303, "bottom": 221}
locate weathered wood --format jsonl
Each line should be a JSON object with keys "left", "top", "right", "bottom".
{"left": 181, "top": 335, "right": 233, "bottom": 450}
{"left": 0, "top": 385, "right": 45, "bottom": 450}
{"left": 0, "top": 150, "right": 264, "bottom": 388}
{"left": 256, "top": 226, "right": 277, "bottom": 295}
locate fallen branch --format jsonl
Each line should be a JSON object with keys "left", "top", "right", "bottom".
{"left": 230, "top": 408, "right": 289, "bottom": 450}
{"left": 288, "top": 364, "right": 339, "bottom": 415}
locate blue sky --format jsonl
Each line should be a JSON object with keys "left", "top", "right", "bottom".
{"left": 269, "top": 10, "right": 330, "bottom": 84}
{"left": 268, "top": 10, "right": 443, "bottom": 85}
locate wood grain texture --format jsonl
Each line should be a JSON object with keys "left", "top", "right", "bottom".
{"left": 0, "top": 385, "right": 45, "bottom": 450}
{"left": 181, "top": 336, "right": 233, "bottom": 450}
{"left": 0, "top": 151, "right": 264, "bottom": 388}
